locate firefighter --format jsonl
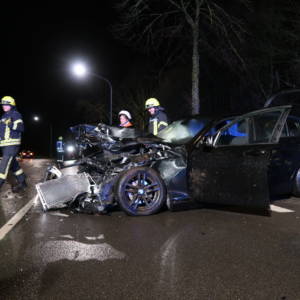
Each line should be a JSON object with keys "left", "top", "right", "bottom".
{"left": 145, "top": 98, "right": 168, "bottom": 135}
{"left": 118, "top": 110, "right": 133, "bottom": 128}
{"left": 56, "top": 136, "right": 64, "bottom": 163}
{"left": 0, "top": 96, "right": 27, "bottom": 192}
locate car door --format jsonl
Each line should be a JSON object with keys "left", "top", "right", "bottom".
{"left": 188, "top": 106, "right": 291, "bottom": 211}
{"left": 269, "top": 113, "right": 300, "bottom": 195}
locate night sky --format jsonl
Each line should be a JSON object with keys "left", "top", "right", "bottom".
{"left": 1, "top": 2, "right": 298, "bottom": 156}
{"left": 1, "top": 3, "right": 135, "bottom": 156}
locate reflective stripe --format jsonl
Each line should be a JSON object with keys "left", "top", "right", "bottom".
{"left": 56, "top": 141, "right": 64, "bottom": 151}
{"left": 0, "top": 157, "right": 13, "bottom": 180}
{"left": 0, "top": 143, "right": 21, "bottom": 147}
{"left": 13, "top": 119, "right": 23, "bottom": 130}
{"left": 4, "top": 126, "right": 10, "bottom": 140}
{"left": 0, "top": 138, "right": 21, "bottom": 144}
{"left": 153, "top": 119, "right": 158, "bottom": 136}
{"left": 0, "top": 139, "right": 21, "bottom": 146}
{"left": 15, "top": 169, "right": 24, "bottom": 176}
{"left": 158, "top": 121, "right": 168, "bottom": 128}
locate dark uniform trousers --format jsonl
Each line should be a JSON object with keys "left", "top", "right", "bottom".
{"left": 0, "top": 146, "right": 25, "bottom": 185}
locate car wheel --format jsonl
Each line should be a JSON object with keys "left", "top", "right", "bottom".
{"left": 116, "top": 167, "right": 166, "bottom": 216}
{"left": 293, "top": 168, "right": 300, "bottom": 197}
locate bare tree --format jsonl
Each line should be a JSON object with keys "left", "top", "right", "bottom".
{"left": 113, "top": 0, "right": 249, "bottom": 114}
{"left": 241, "top": 0, "right": 300, "bottom": 104}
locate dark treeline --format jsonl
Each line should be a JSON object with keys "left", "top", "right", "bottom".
{"left": 2, "top": 2, "right": 299, "bottom": 154}
{"left": 97, "top": 0, "right": 300, "bottom": 126}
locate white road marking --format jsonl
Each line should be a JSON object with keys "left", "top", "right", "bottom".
{"left": 270, "top": 204, "right": 295, "bottom": 213}
{"left": 0, "top": 195, "right": 37, "bottom": 241}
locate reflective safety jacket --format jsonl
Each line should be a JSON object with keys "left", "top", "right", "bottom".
{"left": 56, "top": 141, "right": 64, "bottom": 153}
{"left": 0, "top": 109, "right": 24, "bottom": 147}
{"left": 148, "top": 108, "right": 168, "bottom": 136}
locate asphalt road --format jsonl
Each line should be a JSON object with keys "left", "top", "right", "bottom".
{"left": 0, "top": 159, "right": 300, "bottom": 300}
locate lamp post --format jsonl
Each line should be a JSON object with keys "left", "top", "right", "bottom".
{"left": 71, "top": 61, "right": 113, "bottom": 125}
{"left": 33, "top": 115, "right": 53, "bottom": 158}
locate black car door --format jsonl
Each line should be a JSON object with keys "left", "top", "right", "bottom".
{"left": 269, "top": 114, "right": 300, "bottom": 195}
{"left": 188, "top": 106, "right": 291, "bottom": 210}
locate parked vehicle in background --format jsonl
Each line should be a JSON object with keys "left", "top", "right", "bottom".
{"left": 19, "top": 150, "right": 34, "bottom": 159}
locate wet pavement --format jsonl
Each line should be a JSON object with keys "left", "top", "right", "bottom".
{"left": 0, "top": 159, "right": 300, "bottom": 299}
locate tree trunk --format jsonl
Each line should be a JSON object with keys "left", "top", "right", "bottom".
{"left": 191, "top": 24, "right": 200, "bottom": 114}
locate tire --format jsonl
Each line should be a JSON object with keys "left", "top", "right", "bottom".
{"left": 116, "top": 167, "right": 166, "bottom": 216}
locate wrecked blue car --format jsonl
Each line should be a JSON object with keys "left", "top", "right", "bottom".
{"left": 36, "top": 104, "right": 299, "bottom": 216}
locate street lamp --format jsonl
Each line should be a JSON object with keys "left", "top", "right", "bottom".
{"left": 70, "top": 61, "right": 113, "bottom": 125}
{"left": 72, "top": 62, "right": 88, "bottom": 78}
{"left": 33, "top": 115, "right": 53, "bottom": 158}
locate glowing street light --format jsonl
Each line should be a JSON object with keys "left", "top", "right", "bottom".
{"left": 71, "top": 62, "right": 88, "bottom": 78}
{"left": 70, "top": 60, "right": 113, "bottom": 125}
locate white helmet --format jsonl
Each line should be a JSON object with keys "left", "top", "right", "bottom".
{"left": 118, "top": 110, "right": 132, "bottom": 120}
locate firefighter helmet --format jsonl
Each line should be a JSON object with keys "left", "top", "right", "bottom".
{"left": 1, "top": 96, "right": 16, "bottom": 106}
{"left": 145, "top": 98, "right": 160, "bottom": 109}
{"left": 118, "top": 110, "right": 132, "bottom": 120}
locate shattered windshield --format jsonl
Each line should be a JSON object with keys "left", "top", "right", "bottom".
{"left": 158, "top": 117, "right": 211, "bottom": 144}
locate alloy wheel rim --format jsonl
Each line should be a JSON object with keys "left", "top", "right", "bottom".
{"left": 124, "top": 172, "right": 161, "bottom": 212}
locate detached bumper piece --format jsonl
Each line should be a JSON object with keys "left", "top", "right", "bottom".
{"left": 36, "top": 173, "right": 91, "bottom": 211}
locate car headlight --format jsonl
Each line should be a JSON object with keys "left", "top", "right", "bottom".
{"left": 66, "top": 145, "right": 75, "bottom": 153}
